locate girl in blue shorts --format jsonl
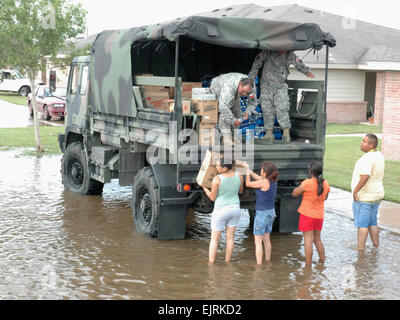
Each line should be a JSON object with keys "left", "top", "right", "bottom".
{"left": 246, "top": 161, "right": 279, "bottom": 264}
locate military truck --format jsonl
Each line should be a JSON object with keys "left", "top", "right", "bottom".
{"left": 58, "top": 13, "right": 335, "bottom": 239}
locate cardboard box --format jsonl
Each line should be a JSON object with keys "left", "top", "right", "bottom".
{"left": 233, "top": 160, "right": 249, "bottom": 175}
{"left": 196, "top": 150, "right": 221, "bottom": 188}
{"left": 198, "top": 123, "right": 219, "bottom": 147}
{"left": 143, "top": 85, "right": 170, "bottom": 107}
{"left": 152, "top": 99, "right": 174, "bottom": 112}
{"left": 192, "top": 99, "right": 218, "bottom": 123}
{"left": 182, "top": 82, "right": 202, "bottom": 98}
{"left": 182, "top": 99, "right": 191, "bottom": 115}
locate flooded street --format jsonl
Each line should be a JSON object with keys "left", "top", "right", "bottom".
{"left": 0, "top": 150, "right": 399, "bottom": 300}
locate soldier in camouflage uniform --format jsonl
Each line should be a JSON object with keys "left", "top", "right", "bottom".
{"left": 210, "top": 73, "right": 258, "bottom": 144}
{"left": 249, "top": 51, "right": 314, "bottom": 143}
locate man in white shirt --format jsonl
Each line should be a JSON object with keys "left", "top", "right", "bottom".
{"left": 351, "top": 134, "right": 385, "bottom": 251}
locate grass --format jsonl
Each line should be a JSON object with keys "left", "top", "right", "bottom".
{"left": 0, "top": 126, "right": 64, "bottom": 156}
{"left": 324, "top": 137, "right": 400, "bottom": 203}
{"left": 326, "top": 123, "right": 382, "bottom": 135}
{"left": 0, "top": 92, "right": 28, "bottom": 106}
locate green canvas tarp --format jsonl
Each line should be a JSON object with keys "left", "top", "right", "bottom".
{"left": 90, "top": 11, "right": 336, "bottom": 118}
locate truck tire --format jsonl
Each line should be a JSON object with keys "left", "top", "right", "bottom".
{"left": 18, "top": 86, "right": 30, "bottom": 97}
{"left": 132, "top": 167, "right": 160, "bottom": 237}
{"left": 61, "top": 141, "right": 104, "bottom": 195}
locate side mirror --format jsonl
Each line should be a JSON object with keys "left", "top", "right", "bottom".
{"left": 49, "top": 70, "right": 56, "bottom": 92}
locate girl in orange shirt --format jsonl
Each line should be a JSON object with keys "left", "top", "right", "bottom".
{"left": 292, "top": 160, "right": 330, "bottom": 265}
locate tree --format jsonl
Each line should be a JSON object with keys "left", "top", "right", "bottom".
{"left": 0, "top": 0, "right": 86, "bottom": 152}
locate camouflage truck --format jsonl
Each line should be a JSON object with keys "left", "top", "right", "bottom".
{"left": 58, "top": 13, "right": 336, "bottom": 239}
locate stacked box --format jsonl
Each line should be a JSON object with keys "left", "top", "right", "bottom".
{"left": 182, "top": 99, "right": 191, "bottom": 115}
{"left": 182, "top": 82, "right": 202, "bottom": 98}
{"left": 152, "top": 99, "right": 174, "bottom": 112}
{"left": 142, "top": 85, "right": 171, "bottom": 109}
{"left": 192, "top": 99, "right": 218, "bottom": 123}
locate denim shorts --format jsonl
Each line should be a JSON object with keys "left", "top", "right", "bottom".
{"left": 211, "top": 205, "right": 241, "bottom": 231}
{"left": 352, "top": 200, "right": 380, "bottom": 228}
{"left": 253, "top": 209, "right": 276, "bottom": 235}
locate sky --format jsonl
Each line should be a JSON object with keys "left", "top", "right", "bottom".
{"left": 75, "top": 0, "right": 400, "bottom": 36}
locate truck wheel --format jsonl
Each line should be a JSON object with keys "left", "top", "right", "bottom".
{"left": 61, "top": 141, "right": 104, "bottom": 195}
{"left": 132, "top": 167, "right": 160, "bottom": 237}
{"left": 18, "top": 86, "right": 30, "bottom": 97}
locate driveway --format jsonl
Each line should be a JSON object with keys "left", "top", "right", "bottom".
{"left": 0, "top": 99, "right": 62, "bottom": 128}
{"left": 0, "top": 99, "right": 33, "bottom": 128}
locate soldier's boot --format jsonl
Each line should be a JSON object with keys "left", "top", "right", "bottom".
{"left": 261, "top": 129, "right": 274, "bottom": 144}
{"left": 282, "top": 128, "right": 291, "bottom": 144}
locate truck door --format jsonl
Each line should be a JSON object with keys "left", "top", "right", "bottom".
{"left": 66, "top": 63, "right": 89, "bottom": 130}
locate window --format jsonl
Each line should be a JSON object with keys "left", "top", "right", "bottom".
{"left": 69, "top": 65, "right": 80, "bottom": 95}
{"left": 80, "top": 65, "right": 89, "bottom": 95}
{"left": 44, "top": 88, "right": 52, "bottom": 97}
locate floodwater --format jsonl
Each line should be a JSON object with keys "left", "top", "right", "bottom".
{"left": 0, "top": 150, "right": 400, "bottom": 300}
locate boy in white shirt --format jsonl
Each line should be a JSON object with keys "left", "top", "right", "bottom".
{"left": 351, "top": 134, "right": 385, "bottom": 251}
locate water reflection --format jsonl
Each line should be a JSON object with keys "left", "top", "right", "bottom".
{"left": 0, "top": 150, "right": 400, "bottom": 299}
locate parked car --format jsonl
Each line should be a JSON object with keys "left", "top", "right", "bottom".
{"left": 28, "top": 86, "right": 67, "bottom": 120}
{"left": 0, "top": 69, "right": 43, "bottom": 96}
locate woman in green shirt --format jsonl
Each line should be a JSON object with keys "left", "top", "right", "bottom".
{"left": 202, "top": 156, "right": 244, "bottom": 263}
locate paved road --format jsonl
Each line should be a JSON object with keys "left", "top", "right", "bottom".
{"left": 0, "top": 99, "right": 63, "bottom": 128}
{"left": 0, "top": 99, "right": 33, "bottom": 128}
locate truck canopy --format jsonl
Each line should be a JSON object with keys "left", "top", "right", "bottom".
{"left": 89, "top": 9, "right": 336, "bottom": 117}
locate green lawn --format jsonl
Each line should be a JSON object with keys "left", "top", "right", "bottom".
{"left": 324, "top": 137, "right": 399, "bottom": 203}
{"left": 0, "top": 92, "right": 28, "bottom": 106}
{"left": 326, "top": 123, "right": 382, "bottom": 135}
{"left": 0, "top": 126, "right": 64, "bottom": 156}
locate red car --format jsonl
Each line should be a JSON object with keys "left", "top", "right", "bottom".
{"left": 28, "top": 85, "right": 66, "bottom": 120}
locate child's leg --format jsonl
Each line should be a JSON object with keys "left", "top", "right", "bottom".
{"left": 303, "top": 231, "right": 314, "bottom": 265}
{"left": 254, "top": 234, "right": 264, "bottom": 264}
{"left": 262, "top": 233, "right": 272, "bottom": 261}
{"left": 225, "top": 226, "right": 236, "bottom": 262}
{"left": 313, "top": 230, "right": 325, "bottom": 262}
{"left": 209, "top": 230, "right": 221, "bottom": 263}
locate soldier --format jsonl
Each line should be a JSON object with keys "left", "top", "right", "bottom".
{"left": 209, "top": 73, "right": 258, "bottom": 145}
{"left": 249, "top": 50, "right": 314, "bottom": 143}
